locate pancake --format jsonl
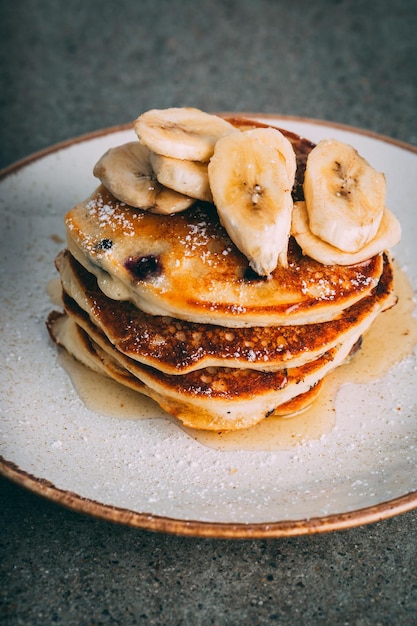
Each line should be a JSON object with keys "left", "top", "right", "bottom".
{"left": 55, "top": 249, "right": 395, "bottom": 374}
{"left": 47, "top": 247, "right": 394, "bottom": 431}
{"left": 47, "top": 112, "right": 400, "bottom": 431}
{"left": 47, "top": 307, "right": 360, "bottom": 431}
{"left": 66, "top": 185, "right": 384, "bottom": 328}
{"left": 47, "top": 311, "right": 324, "bottom": 423}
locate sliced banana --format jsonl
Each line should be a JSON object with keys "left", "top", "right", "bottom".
{"left": 133, "top": 107, "right": 237, "bottom": 162}
{"left": 93, "top": 142, "right": 194, "bottom": 214}
{"left": 243, "top": 127, "right": 297, "bottom": 185}
{"left": 150, "top": 152, "right": 213, "bottom": 202}
{"left": 208, "top": 130, "right": 293, "bottom": 276}
{"left": 304, "top": 139, "right": 386, "bottom": 253}
{"left": 292, "top": 200, "right": 401, "bottom": 265}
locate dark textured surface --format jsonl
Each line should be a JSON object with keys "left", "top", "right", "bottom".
{"left": 1, "top": 0, "right": 417, "bottom": 624}
{"left": 1, "top": 0, "right": 417, "bottom": 170}
{"left": 1, "top": 478, "right": 417, "bottom": 626}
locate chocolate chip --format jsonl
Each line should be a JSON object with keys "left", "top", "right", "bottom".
{"left": 124, "top": 254, "right": 162, "bottom": 281}
{"left": 96, "top": 238, "right": 113, "bottom": 250}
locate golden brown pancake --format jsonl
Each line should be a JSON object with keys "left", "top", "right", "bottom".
{"left": 66, "top": 186, "right": 384, "bottom": 328}
{"left": 47, "top": 248, "right": 394, "bottom": 431}
{"left": 56, "top": 249, "right": 395, "bottom": 375}
{"left": 47, "top": 308, "right": 359, "bottom": 431}
{"left": 47, "top": 311, "right": 323, "bottom": 423}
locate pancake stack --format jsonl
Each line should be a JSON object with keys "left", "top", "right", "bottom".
{"left": 47, "top": 109, "right": 400, "bottom": 431}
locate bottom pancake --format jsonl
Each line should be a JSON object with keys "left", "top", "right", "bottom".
{"left": 47, "top": 282, "right": 388, "bottom": 431}
{"left": 47, "top": 311, "right": 326, "bottom": 427}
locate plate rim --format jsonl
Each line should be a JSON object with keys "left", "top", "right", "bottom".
{"left": 1, "top": 113, "right": 416, "bottom": 538}
{"left": 1, "top": 113, "right": 416, "bottom": 179}
{"left": 2, "top": 457, "right": 416, "bottom": 538}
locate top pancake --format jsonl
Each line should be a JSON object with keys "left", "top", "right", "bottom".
{"left": 66, "top": 185, "right": 384, "bottom": 328}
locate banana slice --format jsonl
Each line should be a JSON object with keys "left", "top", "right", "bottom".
{"left": 133, "top": 107, "right": 237, "bottom": 162}
{"left": 208, "top": 129, "right": 293, "bottom": 276}
{"left": 304, "top": 139, "right": 386, "bottom": 253}
{"left": 93, "top": 142, "right": 194, "bottom": 214}
{"left": 292, "top": 200, "right": 401, "bottom": 265}
{"left": 244, "top": 127, "right": 297, "bottom": 184}
{"left": 150, "top": 152, "right": 213, "bottom": 202}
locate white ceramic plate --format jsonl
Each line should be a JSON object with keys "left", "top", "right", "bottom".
{"left": 1, "top": 115, "right": 416, "bottom": 538}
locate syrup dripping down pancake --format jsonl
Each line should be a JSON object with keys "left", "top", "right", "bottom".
{"left": 47, "top": 309, "right": 359, "bottom": 431}
{"left": 47, "top": 250, "right": 394, "bottom": 431}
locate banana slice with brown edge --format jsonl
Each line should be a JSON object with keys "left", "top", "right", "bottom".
{"left": 93, "top": 142, "right": 194, "bottom": 214}
{"left": 292, "top": 200, "right": 401, "bottom": 265}
{"left": 208, "top": 129, "right": 294, "bottom": 276}
{"left": 304, "top": 139, "right": 386, "bottom": 253}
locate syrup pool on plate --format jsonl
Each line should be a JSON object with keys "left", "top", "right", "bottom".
{"left": 49, "top": 262, "right": 417, "bottom": 451}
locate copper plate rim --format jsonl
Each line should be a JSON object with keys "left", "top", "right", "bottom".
{"left": 2, "top": 457, "right": 416, "bottom": 538}
{"left": 1, "top": 114, "right": 416, "bottom": 538}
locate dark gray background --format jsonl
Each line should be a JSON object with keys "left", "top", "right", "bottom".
{"left": 1, "top": 0, "right": 416, "bottom": 624}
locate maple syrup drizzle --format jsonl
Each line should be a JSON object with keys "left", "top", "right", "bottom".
{"left": 49, "top": 262, "right": 417, "bottom": 451}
